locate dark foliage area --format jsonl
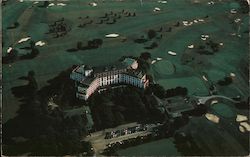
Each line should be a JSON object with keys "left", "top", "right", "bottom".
{"left": 237, "top": 0, "right": 249, "bottom": 13}
{"left": 217, "top": 76, "right": 233, "bottom": 86}
{"left": 144, "top": 42, "right": 158, "bottom": 49}
{"left": 183, "top": 104, "right": 207, "bottom": 117}
{"left": 3, "top": 68, "right": 92, "bottom": 156}
{"left": 3, "top": 41, "right": 40, "bottom": 64}
{"left": 78, "top": 10, "right": 136, "bottom": 28}
{"left": 196, "top": 49, "right": 214, "bottom": 55}
{"left": 7, "top": 22, "right": 19, "bottom": 29}
{"left": 145, "top": 84, "right": 165, "bottom": 98}
{"left": 67, "top": 39, "right": 103, "bottom": 52}
{"left": 196, "top": 40, "right": 220, "bottom": 55}
{"left": 145, "top": 84, "right": 188, "bottom": 99}
{"left": 238, "top": 57, "right": 249, "bottom": 82}
{"left": 134, "top": 38, "right": 148, "bottom": 44}
{"left": 166, "top": 27, "right": 172, "bottom": 32}
{"left": 173, "top": 132, "right": 205, "bottom": 156}
{"left": 147, "top": 29, "right": 157, "bottom": 39}
{"left": 165, "top": 87, "right": 188, "bottom": 98}
{"left": 140, "top": 52, "right": 151, "bottom": 60}
{"left": 137, "top": 52, "right": 152, "bottom": 73}
{"left": 206, "top": 40, "right": 220, "bottom": 52}
{"left": 38, "top": 1, "right": 49, "bottom": 8}
{"left": 2, "top": 49, "right": 19, "bottom": 64}
{"left": 234, "top": 99, "right": 249, "bottom": 110}
{"left": 89, "top": 87, "right": 150, "bottom": 130}
{"left": 47, "top": 18, "right": 71, "bottom": 38}
{"left": 88, "top": 85, "right": 167, "bottom": 130}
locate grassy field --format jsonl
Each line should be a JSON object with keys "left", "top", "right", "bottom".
{"left": 117, "top": 137, "right": 181, "bottom": 156}
{"left": 2, "top": 0, "right": 249, "bottom": 152}
{"left": 3, "top": 0, "right": 248, "bottom": 118}
{"left": 2, "top": 0, "right": 249, "bottom": 155}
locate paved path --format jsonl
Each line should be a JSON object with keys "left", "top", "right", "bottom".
{"left": 194, "top": 95, "right": 240, "bottom": 105}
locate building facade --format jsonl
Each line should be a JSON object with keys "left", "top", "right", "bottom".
{"left": 70, "top": 58, "right": 149, "bottom": 100}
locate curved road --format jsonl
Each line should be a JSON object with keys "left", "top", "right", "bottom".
{"left": 194, "top": 95, "right": 240, "bottom": 105}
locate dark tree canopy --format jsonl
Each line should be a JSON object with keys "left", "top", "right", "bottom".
{"left": 77, "top": 41, "right": 83, "bottom": 50}
{"left": 145, "top": 84, "right": 165, "bottom": 98}
{"left": 147, "top": 29, "right": 157, "bottom": 39}
{"left": 217, "top": 76, "right": 233, "bottom": 86}
{"left": 140, "top": 52, "right": 151, "bottom": 60}
{"left": 165, "top": 86, "right": 188, "bottom": 98}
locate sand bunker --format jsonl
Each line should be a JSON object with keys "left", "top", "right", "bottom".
{"left": 7, "top": 47, "right": 13, "bottom": 53}
{"left": 35, "top": 41, "right": 46, "bottom": 46}
{"left": 105, "top": 34, "right": 119, "bottom": 38}
{"left": 89, "top": 2, "right": 97, "bottom": 7}
{"left": 57, "top": 3, "right": 67, "bottom": 6}
{"left": 158, "top": 1, "right": 167, "bottom": 4}
{"left": 18, "top": 37, "right": 31, "bottom": 44}
{"left": 236, "top": 115, "right": 248, "bottom": 122}
{"left": 154, "top": 7, "right": 161, "bottom": 12}
{"left": 167, "top": 51, "right": 177, "bottom": 56}
{"left": 205, "top": 113, "right": 220, "bottom": 123}
{"left": 240, "top": 122, "right": 250, "bottom": 132}
{"left": 188, "top": 44, "right": 194, "bottom": 49}
{"left": 151, "top": 60, "right": 157, "bottom": 64}
{"left": 239, "top": 126, "right": 245, "bottom": 133}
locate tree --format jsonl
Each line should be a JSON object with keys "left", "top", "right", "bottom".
{"left": 137, "top": 59, "right": 150, "bottom": 73}
{"left": 30, "top": 40, "right": 35, "bottom": 50}
{"left": 6, "top": 49, "right": 18, "bottom": 63}
{"left": 77, "top": 41, "right": 82, "bottom": 50}
{"left": 140, "top": 52, "right": 151, "bottom": 60}
{"left": 43, "top": 1, "right": 49, "bottom": 7}
{"left": 239, "top": 0, "right": 249, "bottom": 13}
{"left": 31, "top": 48, "right": 39, "bottom": 57}
{"left": 102, "top": 105, "right": 115, "bottom": 128}
{"left": 147, "top": 29, "right": 156, "bottom": 39}
{"left": 27, "top": 70, "right": 38, "bottom": 97}
{"left": 165, "top": 86, "right": 188, "bottom": 97}
{"left": 145, "top": 84, "right": 165, "bottom": 98}
{"left": 217, "top": 76, "right": 233, "bottom": 86}
{"left": 93, "top": 39, "right": 103, "bottom": 46}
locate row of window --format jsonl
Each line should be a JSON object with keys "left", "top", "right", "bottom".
{"left": 76, "top": 74, "right": 146, "bottom": 100}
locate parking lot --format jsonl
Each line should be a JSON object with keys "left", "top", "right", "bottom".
{"left": 105, "top": 124, "right": 147, "bottom": 139}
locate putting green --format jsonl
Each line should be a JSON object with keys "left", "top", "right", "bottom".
{"left": 229, "top": 2, "right": 240, "bottom": 9}
{"left": 2, "top": 0, "right": 248, "bottom": 123}
{"left": 152, "top": 60, "right": 175, "bottom": 76}
{"left": 211, "top": 103, "right": 235, "bottom": 118}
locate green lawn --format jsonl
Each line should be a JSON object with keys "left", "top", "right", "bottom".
{"left": 117, "top": 138, "right": 180, "bottom": 156}
{"left": 2, "top": 0, "right": 248, "bottom": 123}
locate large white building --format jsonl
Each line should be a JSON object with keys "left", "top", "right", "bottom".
{"left": 70, "top": 58, "right": 149, "bottom": 100}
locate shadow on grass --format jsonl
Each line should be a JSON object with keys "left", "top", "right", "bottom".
{"left": 3, "top": 49, "right": 39, "bottom": 65}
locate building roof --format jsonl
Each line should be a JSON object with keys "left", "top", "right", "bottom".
{"left": 123, "top": 58, "right": 136, "bottom": 67}
{"left": 80, "top": 77, "right": 95, "bottom": 86}
{"left": 92, "top": 57, "right": 137, "bottom": 74}
{"left": 72, "top": 57, "right": 141, "bottom": 85}
{"left": 92, "top": 61, "right": 127, "bottom": 74}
